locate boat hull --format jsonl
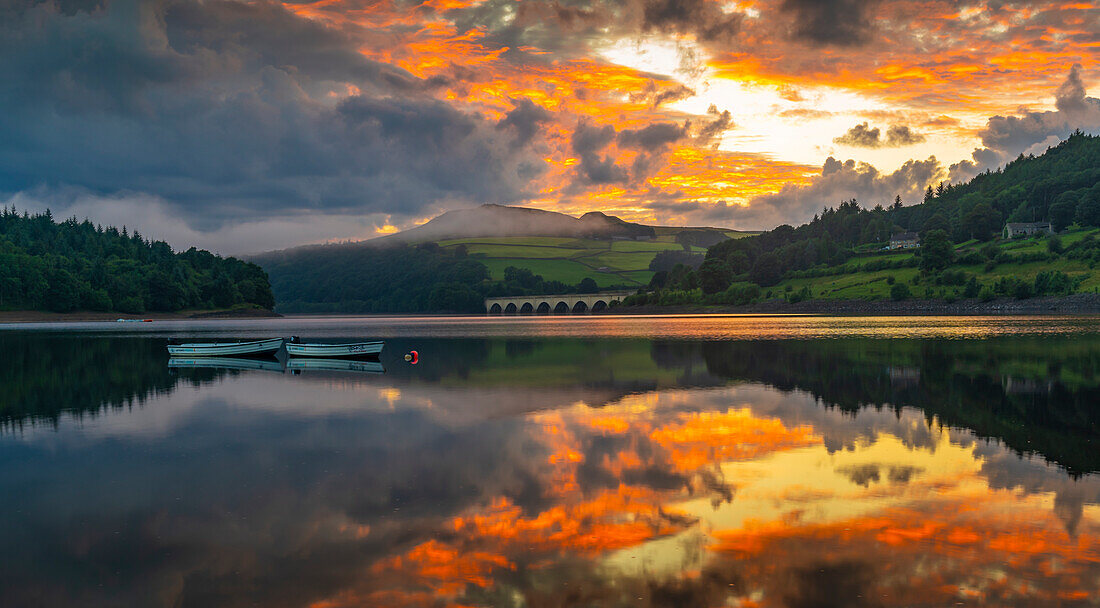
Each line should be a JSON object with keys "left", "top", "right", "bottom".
{"left": 285, "top": 341, "right": 383, "bottom": 358}
{"left": 167, "top": 338, "right": 284, "bottom": 357}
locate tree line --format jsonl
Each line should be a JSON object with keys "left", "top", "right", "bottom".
{"left": 627, "top": 131, "right": 1100, "bottom": 305}
{"left": 0, "top": 208, "right": 274, "bottom": 313}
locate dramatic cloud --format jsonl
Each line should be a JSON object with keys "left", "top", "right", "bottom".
{"left": 779, "top": 0, "right": 881, "bottom": 47}
{"left": 497, "top": 98, "right": 554, "bottom": 147}
{"left": 950, "top": 64, "right": 1100, "bottom": 182}
{"left": 835, "top": 123, "right": 927, "bottom": 148}
{"left": 571, "top": 121, "right": 628, "bottom": 185}
{"left": 695, "top": 105, "right": 735, "bottom": 145}
{"left": 0, "top": 0, "right": 542, "bottom": 237}
{"left": 640, "top": 0, "right": 743, "bottom": 43}
{"left": 2, "top": 0, "right": 1100, "bottom": 249}
{"left": 734, "top": 156, "right": 943, "bottom": 229}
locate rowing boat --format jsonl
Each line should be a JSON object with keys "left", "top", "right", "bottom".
{"left": 166, "top": 337, "right": 284, "bottom": 357}
{"left": 285, "top": 339, "right": 383, "bottom": 358}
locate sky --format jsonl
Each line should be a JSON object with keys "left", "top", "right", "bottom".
{"left": 2, "top": 0, "right": 1100, "bottom": 254}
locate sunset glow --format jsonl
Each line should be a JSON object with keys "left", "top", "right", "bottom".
{"left": 4, "top": 0, "right": 1099, "bottom": 250}
{"left": 332, "top": 387, "right": 1100, "bottom": 607}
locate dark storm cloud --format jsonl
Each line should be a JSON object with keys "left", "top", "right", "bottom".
{"left": 571, "top": 119, "right": 688, "bottom": 186}
{"left": 949, "top": 64, "right": 1100, "bottom": 182}
{"left": 497, "top": 97, "right": 554, "bottom": 147}
{"left": 571, "top": 120, "right": 629, "bottom": 184}
{"left": 617, "top": 121, "right": 688, "bottom": 150}
{"left": 448, "top": 0, "right": 742, "bottom": 55}
{"left": 0, "top": 0, "right": 540, "bottom": 231}
{"left": 834, "top": 122, "right": 927, "bottom": 148}
{"left": 779, "top": 0, "right": 880, "bottom": 47}
{"left": 641, "top": 0, "right": 743, "bottom": 42}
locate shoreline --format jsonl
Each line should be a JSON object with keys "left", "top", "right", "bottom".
{"left": 0, "top": 308, "right": 282, "bottom": 324}
{"left": 5, "top": 294, "right": 1100, "bottom": 323}
{"left": 601, "top": 293, "right": 1100, "bottom": 316}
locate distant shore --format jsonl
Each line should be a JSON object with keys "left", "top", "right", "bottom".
{"left": 0, "top": 308, "right": 282, "bottom": 324}
{"left": 604, "top": 293, "right": 1100, "bottom": 316}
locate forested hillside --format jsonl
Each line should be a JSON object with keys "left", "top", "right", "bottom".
{"left": 255, "top": 242, "right": 616, "bottom": 313}
{"left": 0, "top": 208, "right": 274, "bottom": 313}
{"left": 630, "top": 132, "right": 1100, "bottom": 306}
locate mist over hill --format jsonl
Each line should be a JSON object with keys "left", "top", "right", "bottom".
{"left": 371, "top": 204, "right": 658, "bottom": 243}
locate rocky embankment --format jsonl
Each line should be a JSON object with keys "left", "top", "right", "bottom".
{"left": 609, "top": 293, "right": 1100, "bottom": 315}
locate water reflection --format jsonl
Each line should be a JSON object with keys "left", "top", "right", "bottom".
{"left": 169, "top": 356, "right": 287, "bottom": 373}
{"left": 1, "top": 328, "right": 1099, "bottom": 606}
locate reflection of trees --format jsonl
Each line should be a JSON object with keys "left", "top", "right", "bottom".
{"left": 702, "top": 338, "right": 1100, "bottom": 475}
{"left": 0, "top": 335, "right": 222, "bottom": 430}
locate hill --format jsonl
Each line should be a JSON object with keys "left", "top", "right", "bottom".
{"left": 254, "top": 205, "right": 751, "bottom": 312}
{"left": 0, "top": 208, "right": 274, "bottom": 314}
{"left": 625, "top": 132, "right": 1100, "bottom": 309}
{"left": 372, "top": 204, "right": 658, "bottom": 243}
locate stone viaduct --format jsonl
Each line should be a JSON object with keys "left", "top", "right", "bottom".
{"left": 484, "top": 291, "right": 635, "bottom": 315}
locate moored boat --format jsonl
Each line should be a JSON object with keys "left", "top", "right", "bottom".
{"left": 285, "top": 338, "right": 384, "bottom": 358}
{"left": 286, "top": 358, "right": 385, "bottom": 374}
{"left": 166, "top": 337, "right": 284, "bottom": 357}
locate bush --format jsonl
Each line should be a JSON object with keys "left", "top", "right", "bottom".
{"left": 1047, "top": 235, "right": 1064, "bottom": 254}
{"left": 886, "top": 275, "right": 896, "bottom": 285}
{"left": 957, "top": 252, "right": 985, "bottom": 265}
{"left": 979, "top": 287, "right": 996, "bottom": 302}
{"left": 786, "top": 286, "right": 812, "bottom": 303}
{"left": 713, "top": 282, "right": 761, "bottom": 306}
{"left": 938, "top": 269, "right": 968, "bottom": 286}
{"left": 1033, "top": 270, "right": 1076, "bottom": 296}
{"left": 890, "top": 283, "right": 911, "bottom": 301}
{"left": 1014, "top": 281, "right": 1033, "bottom": 299}
{"left": 963, "top": 277, "right": 981, "bottom": 298}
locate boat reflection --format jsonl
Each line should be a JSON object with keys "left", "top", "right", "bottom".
{"left": 168, "top": 357, "right": 286, "bottom": 373}
{"left": 286, "top": 357, "right": 385, "bottom": 374}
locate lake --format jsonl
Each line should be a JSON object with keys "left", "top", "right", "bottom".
{"left": 2, "top": 315, "right": 1099, "bottom": 607}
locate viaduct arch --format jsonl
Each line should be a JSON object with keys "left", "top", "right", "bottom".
{"left": 485, "top": 291, "right": 634, "bottom": 315}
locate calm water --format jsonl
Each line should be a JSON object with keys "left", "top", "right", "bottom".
{"left": 2, "top": 315, "right": 1099, "bottom": 607}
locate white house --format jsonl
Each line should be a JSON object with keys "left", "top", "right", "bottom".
{"left": 1003, "top": 222, "right": 1053, "bottom": 238}
{"left": 888, "top": 232, "right": 920, "bottom": 250}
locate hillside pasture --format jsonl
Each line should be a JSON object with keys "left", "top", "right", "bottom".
{"left": 773, "top": 227, "right": 1100, "bottom": 300}
{"left": 437, "top": 236, "right": 698, "bottom": 287}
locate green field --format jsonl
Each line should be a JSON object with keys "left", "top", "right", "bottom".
{"left": 773, "top": 228, "right": 1100, "bottom": 300}
{"left": 438, "top": 236, "right": 715, "bottom": 287}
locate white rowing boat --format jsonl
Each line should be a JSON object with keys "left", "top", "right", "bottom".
{"left": 286, "top": 358, "right": 385, "bottom": 374}
{"left": 168, "top": 357, "right": 286, "bottom": 372}
{"left": 166, "top": 337, "right": 284, "bottom": 357}
{"left": 285, "top": 339, "right": 383, "bottom": 358}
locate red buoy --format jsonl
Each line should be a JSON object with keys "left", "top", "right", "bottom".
{"left": 404, "top": 350, "right": 419, "bottom": 364}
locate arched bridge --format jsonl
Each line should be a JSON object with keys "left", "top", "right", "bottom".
{"left": 485, "top": 291, "right": 635, "bottom": 315}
